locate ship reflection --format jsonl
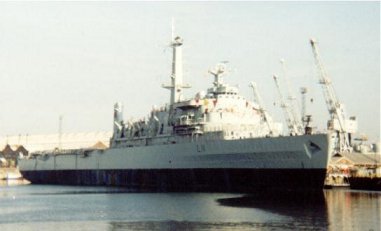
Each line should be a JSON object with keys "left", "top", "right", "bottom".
{"left": 107, "top": 221, "right": 258, "bottom": 231}
{"left": 106, "top": 192, "right": 329, "bottom": 231}
{"left": 101, "top": 190, "right": 380, "bottom": 231}
{"left": 216, "top": 191, "right": 329, "bottom": 229}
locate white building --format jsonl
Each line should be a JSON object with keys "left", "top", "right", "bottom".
{"left": 0, "top": 132, "right": 112, "bottom": 153}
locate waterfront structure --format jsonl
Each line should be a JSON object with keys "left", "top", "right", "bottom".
{"left": 0, "top": 132, "right": 111, "bottom": 153}
{"left": 0, "top": 145, "right": 28, "bottom": 168}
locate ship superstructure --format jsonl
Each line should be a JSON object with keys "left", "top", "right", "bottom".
{"left": 111, "top": 35, "right": 281, "bottom": 149}
{"left": 18, "top": 34, "right": 332, "bottom": 192}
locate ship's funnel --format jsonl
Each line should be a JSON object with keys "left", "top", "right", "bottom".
{"left": 114, "top": 102, "right": 123, "bottom": 122}
{"left": 113, "top": 102, "right": 124, "bottom": 137}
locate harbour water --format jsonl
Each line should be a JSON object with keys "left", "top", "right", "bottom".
{"left": 0, "top": 183, "right": 380, "bottom": 231}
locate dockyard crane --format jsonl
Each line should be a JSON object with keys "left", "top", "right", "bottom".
{"left": 309, "top": 39, "right": 357, "bottom": 153}
{"left": 280, "top": 59, "right": 304, "bottom": 134}
{"left": 273, "top": 75, "right": 303, "bottom": 135}
{"left": 249, "top": 81, "right": 274, "bottom": 135}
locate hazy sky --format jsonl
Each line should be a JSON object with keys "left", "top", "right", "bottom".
{"left": 0, "top": 2, "right": 379, "bottom": 142}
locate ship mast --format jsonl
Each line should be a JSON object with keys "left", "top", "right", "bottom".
{"left": 58, "top": 115, "right": 63, "bottom": 150}
{"left": 300, "top": 87, "right": 311, "bottom": 125}
{"left": 162, "top": 21, "right": 191, "bottom": 106}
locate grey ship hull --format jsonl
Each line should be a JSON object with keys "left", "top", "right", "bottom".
{"left": 21, "top": 168, "right": 326, "bottom": 192}
{"left": 19, "top": 134, "right": 331, "bottom": 192}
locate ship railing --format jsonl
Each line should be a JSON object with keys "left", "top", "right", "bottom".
{"left": 203, "top": 124, "right": 260, "bottom": 133}
{"left": 203, "top": 123, "right": 278, "bottom": 140}
{"left": 29, "top": 148, "right": 97, "bottom": 157}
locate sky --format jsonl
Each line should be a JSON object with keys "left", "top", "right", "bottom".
{"left": 0, "top": 2, "right": 379, "bottom": 142}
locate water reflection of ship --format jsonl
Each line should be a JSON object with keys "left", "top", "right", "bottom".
{"left": 107, "top": 221, "right": 263, "bottom": 231}
{"left": 216, "top": 192, "right": 328, "bottom": 229}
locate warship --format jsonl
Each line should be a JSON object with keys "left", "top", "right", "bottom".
{"left": 18, "top": 34, "right": 332, "bottom": 192}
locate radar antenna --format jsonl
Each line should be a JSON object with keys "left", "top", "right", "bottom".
{"left": 208, "top": 63, "right": 227, "bottom": 86}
